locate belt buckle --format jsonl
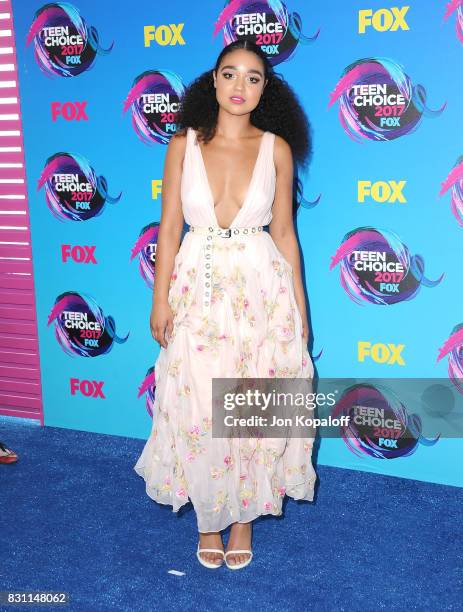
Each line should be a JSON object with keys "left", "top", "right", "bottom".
{"left": 220, "top": 228, "right": 231, "bottom": 238}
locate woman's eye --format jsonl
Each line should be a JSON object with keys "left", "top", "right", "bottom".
{"left": 221, "top": 72, "right": 260, "bottom": 83}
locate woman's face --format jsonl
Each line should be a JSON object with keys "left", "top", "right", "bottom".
{"left": 213, "top": 49, "right": 267, "bottom": 116}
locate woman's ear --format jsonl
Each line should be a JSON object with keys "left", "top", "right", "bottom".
{"left": 213, "top": 70, "right": 216, "bottom": 88}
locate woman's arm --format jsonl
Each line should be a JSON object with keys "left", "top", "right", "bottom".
{"left": 150, "top": 131, "right": 186, "bottom": 347}
{"left": 269, "top": 135, "right": 310, "bottom": 343}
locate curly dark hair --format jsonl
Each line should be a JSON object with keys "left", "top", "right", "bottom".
{"left": 175, "top": 40, "right": 313, "bottom": 173}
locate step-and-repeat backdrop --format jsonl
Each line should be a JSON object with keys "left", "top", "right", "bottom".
{"left": 12, "top": 0, "right": 463, "bottom": 486}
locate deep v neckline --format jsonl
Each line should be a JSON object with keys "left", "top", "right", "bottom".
{"left": 195, "top": 129, "right": 267, "bottom": 229}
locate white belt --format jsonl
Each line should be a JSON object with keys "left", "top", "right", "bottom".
{"left": 188, "top": 224, "right": 264, "bottom": 238}
{"left": 187, "top": 224, "right": 264, "bottom": 313}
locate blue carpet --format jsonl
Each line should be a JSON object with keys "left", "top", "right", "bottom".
{"left": 1, "top": 416, "right": 462, "bottom": 612}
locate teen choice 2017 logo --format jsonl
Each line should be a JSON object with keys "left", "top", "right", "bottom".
{"left": 329, "top": 227, "right": 444, "bottom": 305}
{"left": 37, "top": 152, "right": 121, "bottom": 222}
{"left": 138, "top": 366, "right": 156, "bottom": 417}
{"left": 26, "top": 2, "right": 113, "bottom": 77}
{"left": 439, "top": 156, "right": 463, "bottom": 227}
{"left": 331, "top": 383, "right": 439, "bottom": 459}
{"left": 130, "top": 222, "right": 160, "bottom": 287}
{"left": 47, "top": 292, "right": 129, "bottom": 357}
{"left": 123, "top": 70, "right": 185, "bottom": 145}
{"left": 328, "top": 57, "right": 446, "bottom": 142}
{"left": 437, "top": 324, "right": 463, "bottom": 394}
{"left": 213, "top": 0, "right": 319, "bottom": 66}
{"left": 444, "top": 0, "right": 463, "bottom": 44}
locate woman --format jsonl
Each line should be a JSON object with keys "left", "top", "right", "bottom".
{"left": 134, "top": 39, "right": 317, "bottom": 570}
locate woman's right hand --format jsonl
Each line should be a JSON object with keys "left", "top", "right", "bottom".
{"left": 150, "top": 302, "right": 174, "bottom": 348}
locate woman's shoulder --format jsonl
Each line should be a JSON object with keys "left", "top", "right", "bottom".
{"left": 168, "top": 128, "right": 189, "bottom": 149}
{"left": 273, "top": 133, "right": 291, "bottom": 154}
{"left": 171, "top": 127, "right": 189, "bottom": 142}
{"left": 272, "top": 133, "right": 293, "bottom": 170}
{"left": 264, "top": 130, "right": 287, "bottom": 150}
{"left": 165, "top": 128, "right": 189, "bottom": 165}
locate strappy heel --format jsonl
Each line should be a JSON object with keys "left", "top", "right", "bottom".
{"left": 224, "top": 549, "right": 253, "bottom": 570}
{"left": 196, "top": 543, "right": 225, "bottom": 569}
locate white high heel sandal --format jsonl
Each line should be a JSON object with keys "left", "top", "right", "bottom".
{"left": 224, "top": 549, "right": 253, "bottom": 570}
{"left": 196, "top": 543, "right": 225, "bottom": 569}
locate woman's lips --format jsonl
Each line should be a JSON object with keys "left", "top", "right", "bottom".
{"left": 230, "top": 96, "right": 245, "bottom": 104}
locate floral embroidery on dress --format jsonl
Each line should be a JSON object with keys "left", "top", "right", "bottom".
{"left": 159, "top": 475, "right": 172, "bottom": 494}
{"left": 223, "top": 454, "right": 234, "bottom": 470}
{"left": 210, "top": 466, "right": 225, "bottom": 479}
{"left": 169, "top": 261, "right": 181, "bottom": 290}
{"left": 210, "top": 453, "right": 235, "bottom": 479}
{"left": 195, "top": 316, "right": 230, "bottom": 355}
{"left": 213, "top": 489, "right": 229, "bottom": 513}
{"left": 239, "top": 476, "right": 257, "bottom": 508}
{"left": 271, "top": 259, "right": 287, "bottom": 277}
{"left": 176, "top": 384, "right": 191, "bottom": 397}
{"left": 235, "top": 336, "right": 254, "bottom": 377}
{"left": 254, "top": 445, "right": 281, "bottom": 470}
{"left": 212, "top": 240, "right": 247, "bottom": 254}
{"left": 283, "top": 308, "right": 296, "bottom": 338}
{"left": 211, "top": 265, "right": 227, "bottom": 306}
{"left": 285, "top": 464, "right": 308, "bottom": 477}
{"left": 273, "top": 365, "right": 301, "bottom": 377}
{"left": 179, "top": 416, "right": 212, "bottom": 462}
{"left": 228, "top": 265, "right": 256, "bottom": 327}
{"left": 240, "top": 493, "right": 252, "bottom": 508}
{"left": 167, "top": 358, "right": 182, "bottom": 377}
{"left": 168, "top": 266, "right": 197, "bottom": 317}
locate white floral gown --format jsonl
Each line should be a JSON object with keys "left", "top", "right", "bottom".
{"left": 134, "top": 127, "right": 317, "bottom": 533}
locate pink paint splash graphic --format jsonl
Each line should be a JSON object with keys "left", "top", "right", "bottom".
{"left": 138, "top": 367, "right": 156, "bottom": 417}
{"left": 213, "top": 0, "right": 245, "bottom": 36}
{"left": 130, "top": 223, "right": 160, "bottom": 288}
{"left": 439, "top": 157, "right": 463, "bottom": 227}
{"left": 444, "top": 0, "right": 463, "bottom": 44}
{"left": 437, "top": 325, "right": 463, "bottom": 394}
